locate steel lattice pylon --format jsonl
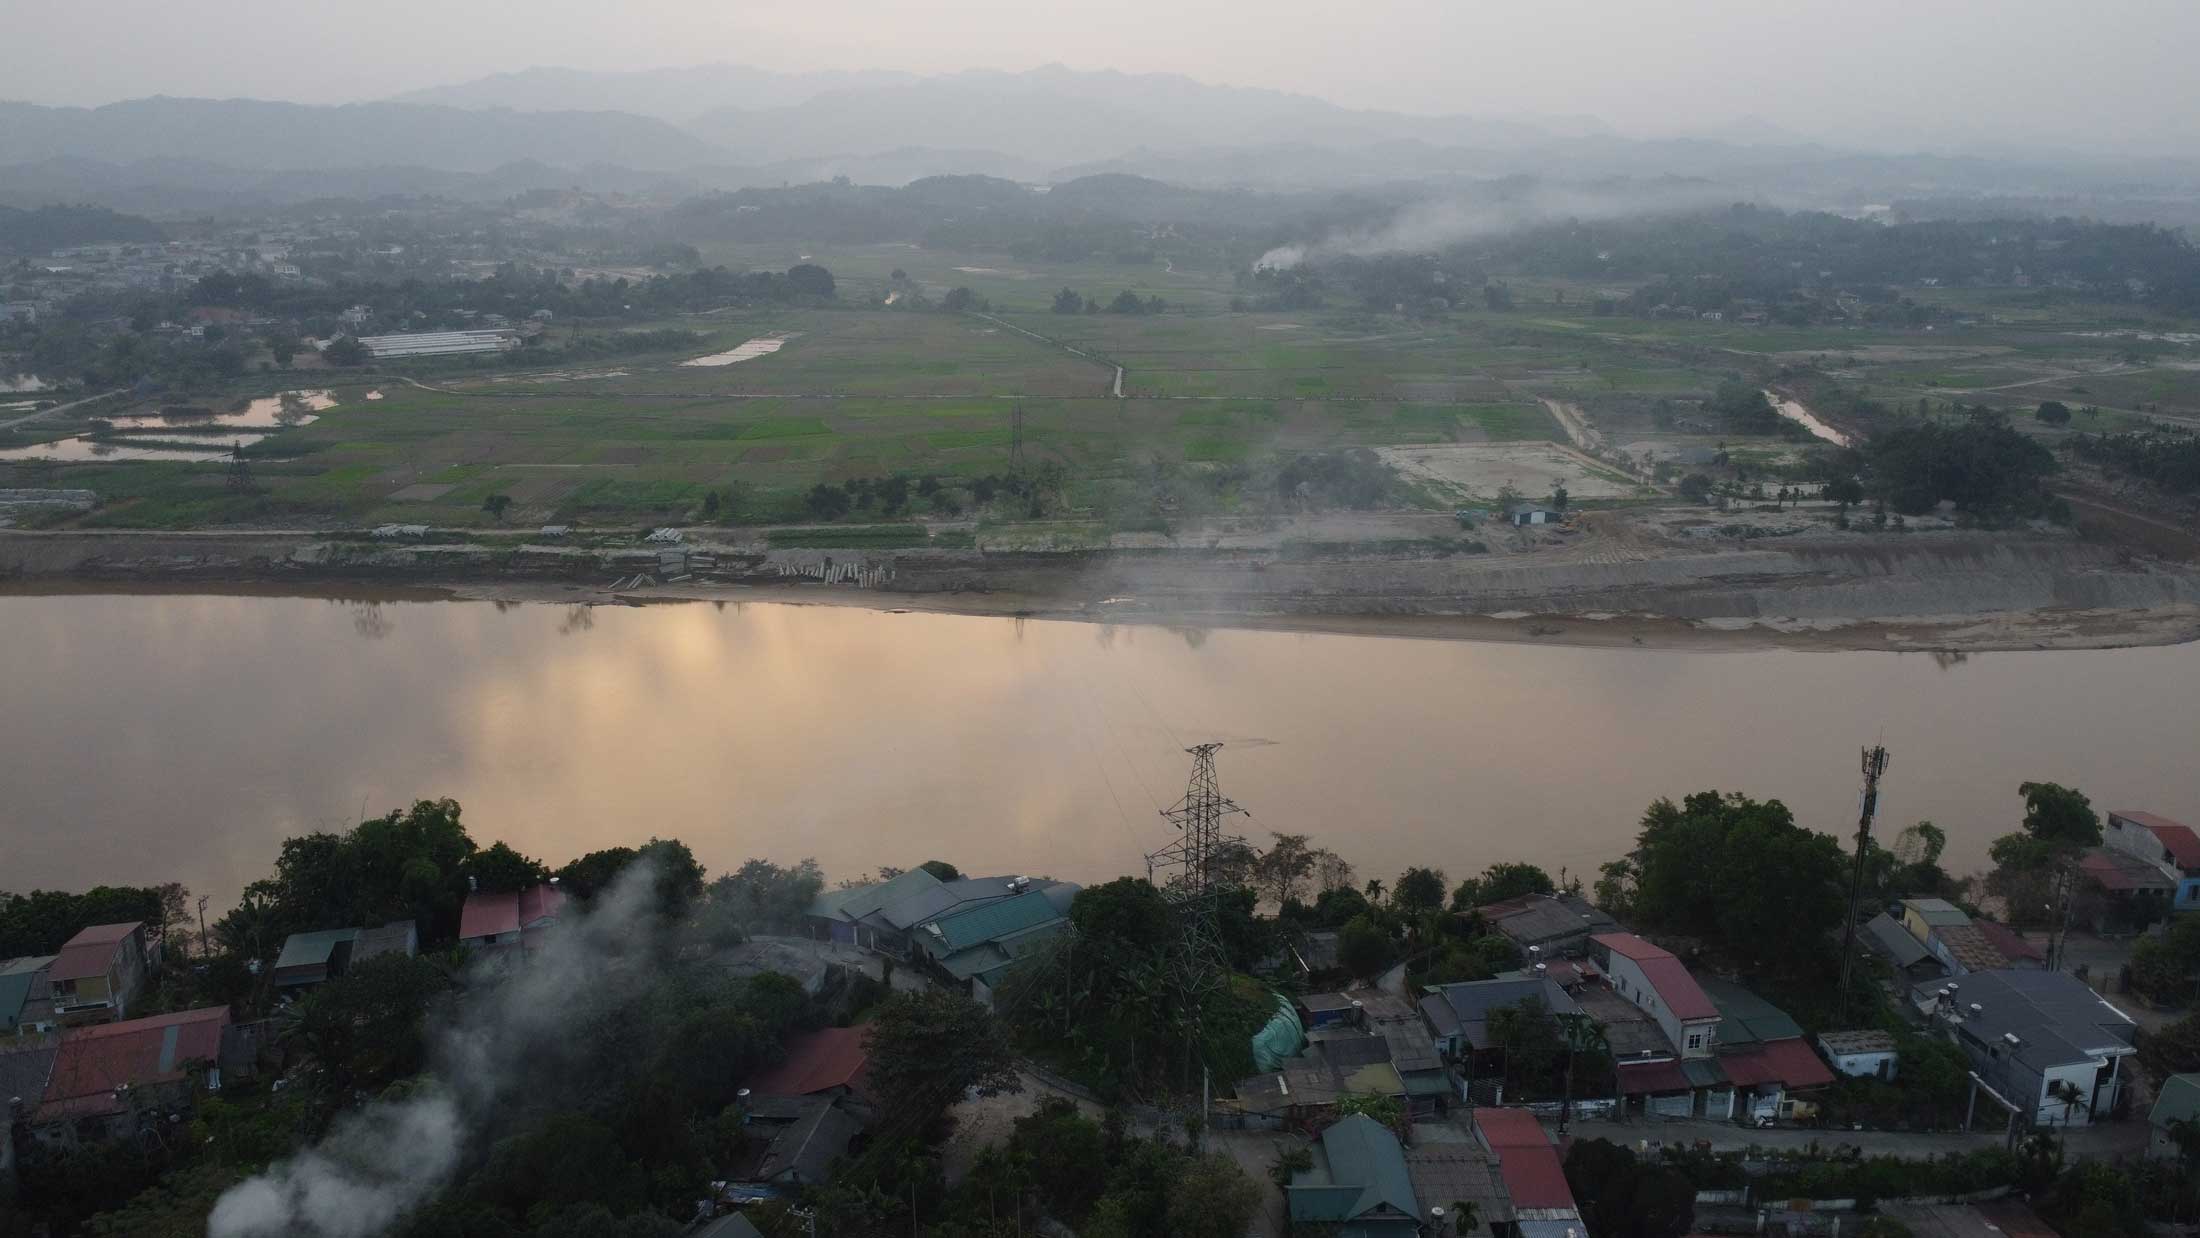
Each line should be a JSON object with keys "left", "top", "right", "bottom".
{"left": 1145, "top": 744, "right": 1249, "bottom": 1092}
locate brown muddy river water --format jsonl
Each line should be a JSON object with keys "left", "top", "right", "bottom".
{"left": 3, "top": 592, "right": 2196, "bottom": 912}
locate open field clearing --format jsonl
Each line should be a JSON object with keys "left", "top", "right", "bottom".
{"left": 1377, "top": 442, "right": 1646, "bottom": 503}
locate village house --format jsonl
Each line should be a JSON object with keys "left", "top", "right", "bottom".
{"left": 1862, "top": 911, "right": 1951, "bottom": 983}
{"left": 31, "top": 1006, "right": 231, "bottom": 1147}
{"left": 1472, "top": 1107, "right": 1583, "bottom": 1235}
{"left": 0, "top": 954, "right": 59, "bottom": 1034}
{"left": 1699, "top": 978, "right": 1834, "bottom": 1123}
{"left": 733, "top": 1094, "right": 867, "bottom": 1192}
{"left": 459, "top": 883, "right": 566, "bottom": 951}
{"left": 1473, "top": 892, "right": 1618, "bottom": 959}
{"left": 905, "top": 881, "right": 1080, "bottom": 1006}
{"left": 1895, "top": 899, "right": 2045, "bottom": 974}
{"left": 1285, "top": 1113, "right": 1423, "bottom": 1236}
{"left": 1418, "top": 975, "right": 1582, "bottom": 1105}
{"left": 2076, "top": 848, "right": 2177, "bottom": 930}
{"left": 46, "top": 922, "right": 153, "bottom": 1026}
{"left": 1227, "top": 1033, "right": 1410, "bottom": 1129}
{"left": 747, "top": 1026, "right": 872, "bottom": 1103}
{"left": 806, "top": 869, "right": 1069, "bottom": 961}
{"left": 271, "top": 920, "right": 419, "bottom": 989}
{"left": 2149, "top": 1073, "right": 2200, "bottom": 1161}
{"left": 2103, "top": 809, "right": 2200, "bottom": 913}
{"left": 1816, "top": 1030, "right": 1900, "bottom": 1082}
{"left": 1911, "top": 969, "right": 2137, "bottom": 1128}
{"left": 1591, "top": 932, "right": 1720, "bottom": 1058}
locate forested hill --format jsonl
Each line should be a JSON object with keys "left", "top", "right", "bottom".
{"left": 0, "top": 203, "right": 164, "bottom": 254}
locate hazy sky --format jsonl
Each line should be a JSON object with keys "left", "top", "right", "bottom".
{"left": 8, "top": 0, "right": 2197, "bottom": 154}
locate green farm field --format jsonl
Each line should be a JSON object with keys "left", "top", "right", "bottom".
{"left": 8, "top": 257, "right": 2198, "bottom": 530}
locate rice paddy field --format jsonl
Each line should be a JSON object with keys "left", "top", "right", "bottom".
{"left": 5, "top": 244, "right": 2197, "bottom": 531}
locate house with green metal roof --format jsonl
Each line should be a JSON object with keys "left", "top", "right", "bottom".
{"left": 908, "top": 883, "right": 1081, "bottom": 1002}
{"left": 271, "top": 929, "right": 359, "bottom": 989}
{"left": 1287, "top": 1114, "right": 1422, "bottom": 1236}
{"left": 2150, "top": 1073, "right": 2200, "bottom": 1160}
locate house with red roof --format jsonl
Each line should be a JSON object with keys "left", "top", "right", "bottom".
{"left": 32, "top": 1005, "right": 229, "bottom": 1146}
{"left": 46, "top": 922, "right": 152, "bottom": 1026}
{"left": 2105, "top": 809, "right": 2200, "bottom": 913}
{"left": 1590, "top": 933, "right": 1720, "bottom": 1057}
{"left": 747, "top": 1026, "right": 872, "bottom": 1104}
{"left": 459, "top": 883, "right": 567, "bottom": 952}
{"left": 1472, "top": 1107, "right": 1581, "bottom": 1231}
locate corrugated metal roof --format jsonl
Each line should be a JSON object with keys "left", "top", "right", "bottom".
{"left": 1699, "top": 978, "right": 1804, "bottom": 1046}
{"left": 273, "top": 928, "right": 358, "bottom": 973}
{"left": 747, "top": 1026, "right": 869, "bottom": 1099}
{"left": 1903, "top": 898, "right": 1971, "bottom": 926}
{"left": 2152, "top": 1073, "right": 2200, "bottom": 1127}
{"left": 0, "top": 971, "right": 37, "bottom": 1030}
{"left": 924, "top": 889, "right": 1064, "bottom": 952}
{"left": 1615, "top": 1059, "right": 1691, "bottom": 1094}
{"left": 2112, "top": 811, "right": 2200, "bottom": 868}
{"left": 1295, "top": 1114, "right": 1419, "bottom": 1225}
{"left": 2079, "top": 848, "right": 2176, "bottom": 894}
{"left": 38, "top": 1006, "right": 229, "bottom": 1122}
{"left": 460, "top": 884, "right": 565, "bottom": 941}
{"left": 1718, "top": 1038, "right": 1834, "bottom": 1089}
{"left": 1473, "top": 1108, "right": 1577, "bottom": 1212}
{"left": 48, "top": 924, "right": 140, "bottom": 983}
{"left": 1863, "top": 913, "right": 1935, "bottom": 968}
{"left": 1592, "top": 933, "right": 1718, "bottom": 1022}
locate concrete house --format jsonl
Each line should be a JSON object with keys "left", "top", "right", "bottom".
{"left": 1911, "top": 969, "right": 2137, "bottom": 1128}
{"left": 2104, "top": 809, "right": 2200, "bottom": 912}
{"left": 1818, "top": 1030, "right": 1900, "bottom": 1082}
{"left": 1286, "top": 1113, "right": 1422, "bottom": 1237}
{"left": 1700, "top": 979, "right": 1834, "bottom": 1123}
{"left": 46, "top": 922, "right": 152, "bottom": 1026}
{"left": 1896, "top": 899, "right": 2043, "bottom": 975}
{"left": 1591, "top": 933, "right": 1720, "bottom": 1057}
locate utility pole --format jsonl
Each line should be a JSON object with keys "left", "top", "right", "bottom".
{"left": 195, "top": 894, "right": 209, "bottom": 962}
{"left": 1837, "top": 744, "right": 1891, "bottom": 1020}
{"left": 1009, "top": 402, "right": 1026, "bottom": 475}
{"left": 1146, "top": 743, "right": 1249, "bottom": 1093}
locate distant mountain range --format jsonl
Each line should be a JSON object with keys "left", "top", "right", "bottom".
{"left": 1, "top": 65, "right": 2195, "bottom": 220}
{"left": 0, "top": 97, "right": 724, "bottom": 173}
{"left": 391, "top": 63, "right": 920, "bottom": 119}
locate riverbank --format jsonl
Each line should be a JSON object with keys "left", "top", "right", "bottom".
{"left": 6, "top": 521, "right": 2200, "bottom": 652}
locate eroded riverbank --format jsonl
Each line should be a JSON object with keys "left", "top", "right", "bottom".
{"left": 6, "top": 523, "right": 2199, "bottom": 653}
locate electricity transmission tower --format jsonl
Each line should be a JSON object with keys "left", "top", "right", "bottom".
{"left": 1836, "top": 744, "right": 1891, "bottom": 1019}
{"left": 1009, "top": 403, "right": 1027, "bottom": 475}
{"left": 1145, "top": 743, "right": 1250, "bottom": 1095}
{"left": 225, "top": 440, "right": 254, "bottom": 491}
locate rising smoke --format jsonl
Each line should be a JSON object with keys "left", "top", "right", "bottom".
{"left": 206, "top": 864, "right": 671, "bottom": 1238}
{"left": 1255, "top": 179, "right": 1735, "bottom": 270}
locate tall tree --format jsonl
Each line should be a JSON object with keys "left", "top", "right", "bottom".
{"left": 865, "top": 989, "right": 1021, "bottom": 1121}
{"left": 1392, "top": 866, "right": 1447, "bottom": 913}
{"left": 1629, "top": 791, "right": 1846, "bottom": 975}
{"left": 1253, "top": 834, "right": 1317, "bottom": 908}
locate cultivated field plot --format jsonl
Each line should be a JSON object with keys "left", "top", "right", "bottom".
{"left": 1377, "top": 442, "right": 1647, "bottom": 503}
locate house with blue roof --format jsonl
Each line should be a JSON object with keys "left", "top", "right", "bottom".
{"left": 1287, "top": 1113, "right": 1423, "bottom": 1236}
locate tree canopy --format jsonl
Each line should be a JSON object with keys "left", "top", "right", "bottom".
{"left": 1622, "top": 791, "right": 1847, "bottom": 975}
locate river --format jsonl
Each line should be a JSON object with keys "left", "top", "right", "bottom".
{"left": 3, "top": 592, "right": 2196, "bottom": 913}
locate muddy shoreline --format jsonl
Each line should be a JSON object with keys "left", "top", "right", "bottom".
{"left": 6, "top": 527, "right": 2199, "bottom": 653}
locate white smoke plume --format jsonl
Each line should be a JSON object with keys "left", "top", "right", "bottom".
{"left": 207, "top": 863, "right": 671, "bottom": 1238}
{"left": 1255, "top": 180, "right": 1736, "bottom": 270}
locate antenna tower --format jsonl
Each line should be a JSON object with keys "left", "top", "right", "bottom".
{"left": 1836, "top": 744, "right": 1890, "bottom": 1018}
{"left": 1145, "top": 743, "right": 1250, "bottom": 1088}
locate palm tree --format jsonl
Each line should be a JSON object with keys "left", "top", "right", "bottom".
{"left": 1555, "top": 1011, "right": 1611, "bottom": 1137}
{"left": 2048, "top": 1079, "right": 2086, "bottom": 1126}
